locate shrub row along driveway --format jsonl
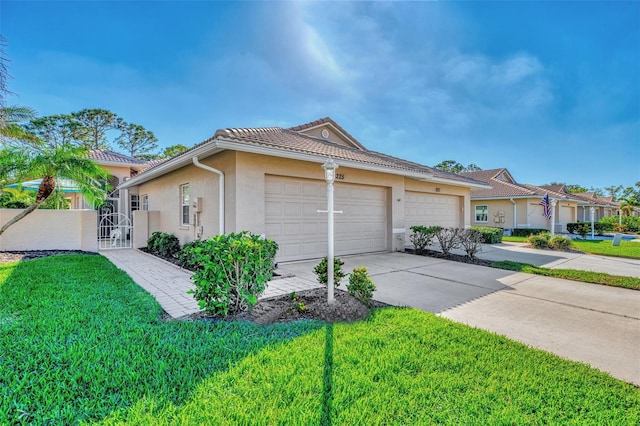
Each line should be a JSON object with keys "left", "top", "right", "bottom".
{"left": 279, "top": 251, "right": 640, "bottom": 386}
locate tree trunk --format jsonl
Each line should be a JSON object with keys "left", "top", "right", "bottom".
{"left": 0, "top": 176, "right": 55, "bottom": 237}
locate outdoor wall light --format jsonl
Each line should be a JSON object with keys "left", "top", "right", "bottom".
{"left": 322, "top": 158, "right": 338, "bottom": 184}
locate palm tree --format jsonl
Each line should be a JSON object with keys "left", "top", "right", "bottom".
{"left": 0, "top": 105, "right": 38, "bottom": 144}
{"left": 0, "top": 143, "right": 109, "bottom": 236}
{"left": 619, "top": 201, "right": 634, "bottom": 217}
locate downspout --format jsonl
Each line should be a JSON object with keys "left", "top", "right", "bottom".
{"left": 509, "top": 198, "right": 517, "bottom": 230}
{"left": 192, "top": 157, "right": 225, "bottom": 235}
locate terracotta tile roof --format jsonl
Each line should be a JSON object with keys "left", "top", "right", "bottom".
{"left": 540, "top": 184, "right": 566, "bottom": 193}
{"left": 89, "top": 149, "right": 147, "bottom": 165}
{"left": 461, "top": 169, "right": 536, "bottom": 198}
{"left": 135, "top": 118, "right": 489, "bottom": 188}
{"left": 212, "top": 125, "right": 485, "bottom": 186}
{"left": 565, "top": 191, "right": 619, "bottom": 206}
{"left": 520, "top": 183, "right": 576, "bottom": 200}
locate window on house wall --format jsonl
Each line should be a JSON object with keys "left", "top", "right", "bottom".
{"left": 142, "top": 194, "right": 148, "bottom": 211}
{"left": 180, "top": 184, "right": 190, "bottom": 226}
{"left": 475, "top": 205, "right": 488, "bottom": 222}
{"left": 130, "top": 194, "right": 140, "bottom": 212}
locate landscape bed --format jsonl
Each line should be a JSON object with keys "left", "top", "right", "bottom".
{"left": 0, "top": 254, "right": 638, "bottom": 424}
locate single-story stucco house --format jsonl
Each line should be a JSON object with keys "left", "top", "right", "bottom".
{"left": 540, "top": 185, "right": 622, "bottom": 221}
{"left": 119, "top": 117, "right": 489, "bottom": 262}
{"left": 460, "top": 168, "right": 581, "bottom": 234}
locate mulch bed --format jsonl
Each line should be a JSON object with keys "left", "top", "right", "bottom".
{"left": 0, "top": 250, "right": 98, "bottom": 264}
{"left": 408, "top": 248, "right": 495, "bottom": 267}
{"left": 180, "top": 287, "right": 390, "bottom": 325}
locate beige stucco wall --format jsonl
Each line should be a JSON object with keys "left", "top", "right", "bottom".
{"left": 470, "top": 198, "right": 531, "bottom": 229}
{"left": 136, "top": 152, "right": 231, "bottom": 245}
{"left": 132, "top": 210, "right": 161, "bottom": 248}
{"left": 130, "top": 150, "right": 473, "bottom": 252}
{"left": 0, "top": 209, "right": 97, "bottom": 251}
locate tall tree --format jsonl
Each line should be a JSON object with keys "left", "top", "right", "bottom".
{"left": 162, "top": 144, "right": 189, "bottom": 158}
{"left": 22, "top": 114, "right": 84, "bottom": 148}
{"left": 464, "top": 163, "right": 482, "bottom": 172}
{"left": 433, "top": 160, "right": 482, "bottom": 174}
{"left": 620, "top": 182, "right": 640, "bottom": 206}
{"left": 603, "top": 185, "right": 623, "bottom": 200}
{"left": 70, "top": 108, "right": 120, "bottom": 150}
{"left": 0, "top": 143, "right": 109, "bottom": 236}
{"left": 115, "top": 122, "right": 158, "bottom": 158}
{"left": 434, "top": 160, "right": 464, "bottom": 174}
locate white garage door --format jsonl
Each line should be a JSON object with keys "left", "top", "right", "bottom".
{"left": 405, "top": 191, "right": 461, "bottom": 245}
{"left": 265, "top": 176, "right": 388, "bottom": 262}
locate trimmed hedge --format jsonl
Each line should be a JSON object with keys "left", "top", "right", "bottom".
{"left": 512, "top": 228, "right": 548, "bottom": 237}
{"left": 471, "top": 226, "right": 503, "bottom": 244}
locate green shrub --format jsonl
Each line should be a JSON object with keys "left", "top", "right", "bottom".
{"left": 513, "top": 228, "right": 548, "bottom": 237}
{"left": 187, "top": 232, "right": 278, "bottom": 316}
{"left": 347, "top": 266, "right": 376, "bottom": 306}
{"left": 459, "top": 229, "right": 483, "bottom": 259}
{"left": 527, "top": 232, "right": 551, "bottom": 249}
{"left": 470, "top": 226, "right": 503, "bottom": 244}
{"left": 313, "top": 256, "right": 347, "bottom": 287}
{"left": 178, "top": 239, "right": 209, "bottom": 270}
{"left": 549, "top": 235, "right": 573, "bottom": 250}
{"left": 599, "top": 215, "right": 640, "bottom": 233}
{"left": 567, "top": 222, "right": 604, "bottom": 237}
{"left": 409, "top": 225, "right": 440, "bottom": 254}
{"left": 434, "top": 227, "right": 461, "bottom": 255}
{"left": 146, "top": 231, "right": 181, "bottom": 258}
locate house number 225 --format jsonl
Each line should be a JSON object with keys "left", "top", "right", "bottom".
{"left": 335, "top": 173, "right": 345, "bottom": 180}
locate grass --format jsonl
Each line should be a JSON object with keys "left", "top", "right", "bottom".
{"left": 491, "top": 260, "right": 640, "bottom": 290}
{"left": 503, "top": 236, "right": 640, "bottom": 259}
{"left": 502, "top": 235, "right": 528, "bottom": 243}
{"left": 1, "top": 255, "right": 639, "bottom": 424}
{"left": 571, "top": 239, "right": 640, "bottom": 259}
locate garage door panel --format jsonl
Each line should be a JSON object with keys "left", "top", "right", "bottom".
{"left": 283, "top": 203, "right": 301, "bottom": 217}
{"left": 265, "top": 201, "right": 282, "bottom": 216}
{"left": 266, "top": 176, "right": 388, "bottom": 262}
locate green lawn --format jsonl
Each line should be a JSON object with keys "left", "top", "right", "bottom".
{"left": 571, "top": 239, "right": 640, "bottom": 259}
{"left": 502, "top": 236, "right": 640, "bottom": 259}
{"left": 491, "top": 260, "right": 640, "bottom": 290}
{"left": 1, "top": 255, "right": 638, "bottom": 425}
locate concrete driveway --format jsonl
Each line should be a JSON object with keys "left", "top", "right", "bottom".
{"left": 278, "top": 251, "right": 640, "bottom": 385}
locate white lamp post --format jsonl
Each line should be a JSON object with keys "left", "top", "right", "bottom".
{"left": 322, "top": 158, "right": 338, "bottom": 304}
{"left": 590, "top": 207, "right": 595, "bottom": 240}
{"left": 550, "top": 198, "right": 558, "bottom": 237}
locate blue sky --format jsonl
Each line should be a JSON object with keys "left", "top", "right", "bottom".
{"left": 2, "top": 1, "right": 639, "bottom": 189}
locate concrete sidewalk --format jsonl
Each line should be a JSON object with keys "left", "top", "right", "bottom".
{"left": 101, "top": 249, "right": 320, "bottom": 319}
{"left": 454, "top": 242, "right": 640, "bottom": 278}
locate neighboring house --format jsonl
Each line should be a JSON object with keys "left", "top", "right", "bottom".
{"left": 460, "top": 169, "right": 581, "bottom": 233}
{"left": 119, "top": 117, "right": 489, "bottom": 262}
{"left": 539, "top": 186, "right": 620, "bottom": 222}
{"left": 69, "top": 149, "right": 149, "bottom": 215}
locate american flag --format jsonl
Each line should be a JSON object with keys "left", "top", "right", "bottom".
{"left": 539, "top": 193, "right": 552, "bottom": 219}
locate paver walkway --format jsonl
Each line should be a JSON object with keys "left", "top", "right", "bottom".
{"left": 100, "top": 249, "right": 321, "bottom": 318}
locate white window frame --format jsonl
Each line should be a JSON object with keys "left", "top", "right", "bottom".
{"left": 180, "top": 184, "right": 190, "bottom": 226}
{"left": 475, "top": 205, "right": 488, "bottom": 223}
{"left": 141, "top": 194, "right": 149, "bottom": 211}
